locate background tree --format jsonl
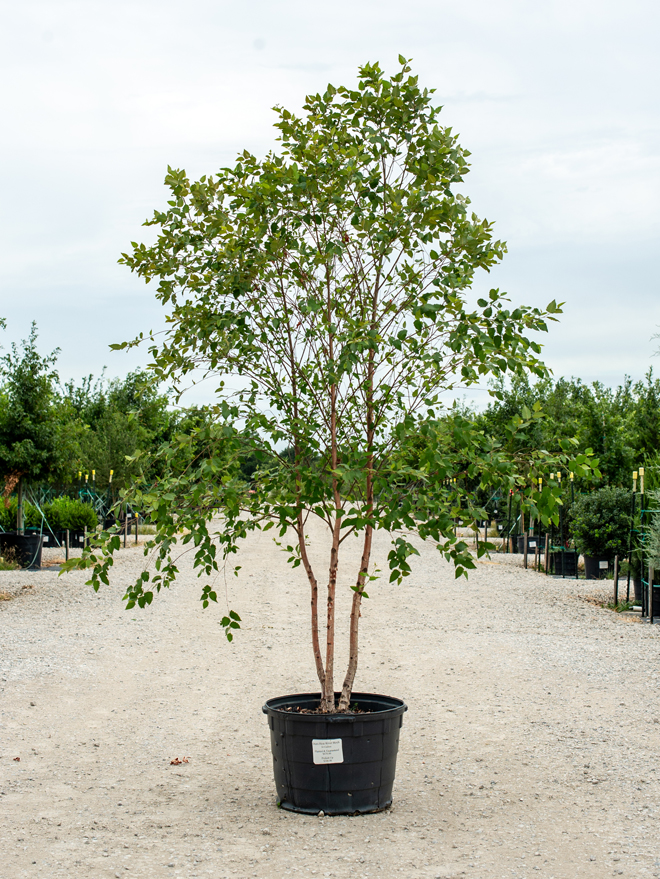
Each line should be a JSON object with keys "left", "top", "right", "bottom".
{"left": 63, "top": 370, "right": 173, "bottom": 489}
{"left": 0, "top": 323, "right": 71, "bottom": 530}
{"left": 478, "top": 372, "right": 660, "bottom": 488}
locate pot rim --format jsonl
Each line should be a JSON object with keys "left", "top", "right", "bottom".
{"left": 262, "top": 691, "right": 407, "bottom": 722}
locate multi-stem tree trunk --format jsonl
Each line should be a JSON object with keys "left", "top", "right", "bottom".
{"left": 338, "top": 392, "right": 375, "bottom": 708}
{"left": 16, "top": 477, "right": 24, "bottom": 534}
{"left": 297, "top": 512, "right": 325, "bottom": 695}
{"left": 338, "top": 522, "right": 373, "bottom": 711}
{"left": 319, "top": 266, "right": 341, "bottom": 712}
{"left": 322, "top": 512, "right": 341, "bottom": 712}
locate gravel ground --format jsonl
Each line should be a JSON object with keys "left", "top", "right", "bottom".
{"left": 1, "top": 521, "right": 659, "bottom": 879}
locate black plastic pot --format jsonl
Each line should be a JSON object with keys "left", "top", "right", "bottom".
{"left": 651, "top": 586, "right": 660, "bottom": 618}
{"left": 262, "top": 692, "right": 407, "bottom": 815}
{"left": 517, "top": 535, "right": 540, "bottom": 554}
{"left": 584, "top": 555, "right": 610, "bottom": 580}
{"left": 550, "top": 550, "right": 577, "bottom": 577}
{"left": 0, "top": 532, "right": 43, "bottom": 568}
{"left": 41, "top": 529, "right": 87, "bottom": 549}
{"left": 633, "top": 576, "right": 642, "bottom": 602}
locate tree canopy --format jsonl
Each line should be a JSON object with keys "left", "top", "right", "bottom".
{"left": 68, "top": 58, "right": 596, "bottom": 712}
{"left": 478, "top": 371, "right": 660, "bottom": 488}
{"left": 0, "top": 323, "right": 64, "bottom": 488}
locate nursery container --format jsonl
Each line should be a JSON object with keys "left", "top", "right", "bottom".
{"left": 0, "top": 532, "right": 43, "bottom": 568}
{"left": 550, "top": 550, "right": 577, "bottom": 577}
{"left": 41, "top": 530, "right": 87, "bottom": 549}
{"left": 263, "top": 692, "right": 407, "bottom": 815}
{"left": 584, "top": 555, "right": 610, "bottom": 580}
{"left": 517, "top": 535, "right": 540, "bottom": 554}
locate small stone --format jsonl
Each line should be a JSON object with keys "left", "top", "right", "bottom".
{"left": 317, "top": 811, "right": 324, "bottom": 818}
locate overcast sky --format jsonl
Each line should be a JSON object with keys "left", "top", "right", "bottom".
{"left": 1, "top": 0, "right": 658, "bottom": 406}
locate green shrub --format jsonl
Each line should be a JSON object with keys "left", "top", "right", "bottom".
{"left": 0, "top": 496, "right": 98, "bottom": 532}
{"left": 0, "top": 498, "right": 40, "bottom": 531}
{"left": 569, "top": 486, "right": 631, "bottom": 559}
{"left": 44, "top": 497, "right": 98, "bottom": 531}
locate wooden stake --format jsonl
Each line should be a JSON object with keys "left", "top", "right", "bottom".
{"left": 650, "top": 562, "right": 654, "bottom": 624}
{"left": 613, "top": 554, "right": 619, "bottom": 607}
{"left": 65, "top": 529, "right": 69, "bottom": 562}
{"left": 544, "top": 533, "right": 550, "bottom": 575}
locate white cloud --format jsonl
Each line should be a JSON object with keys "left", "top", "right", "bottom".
{"left": 0, "top": 0, "right": 658, "bottom": 397}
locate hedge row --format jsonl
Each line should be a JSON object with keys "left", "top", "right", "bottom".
{"left": 0, "top": 496, "right": 98, "bottom": 532}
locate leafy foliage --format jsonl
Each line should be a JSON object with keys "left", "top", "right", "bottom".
{"left": 0, "top": 496, "right": 98, "bottom": 532}
{"left": 62, "top": 370, "right": 173, "bottom": 488}
{"left": 45, "top": 496, "right": 98, "bottom": 531}
{"left": 63, "top": 59, "right": 597, "bottom": 711}
{"left": 569, "top": 486, "right": 631, "bottom": 559}
{"left": 479, "top": 371, "right": 660, "bottom": 487}
{"left": 0, "top": 323, "right": 69, "bottom": 485}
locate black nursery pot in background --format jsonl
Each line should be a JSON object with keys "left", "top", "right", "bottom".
{"left": 262, "top": 692, "right": 407, "bottom": 815}
{"left": 517, "top": 535, "right": 540, "bottom": 555}
{"left": 550, "top": 550, "right": 578, "bottom": 577}
{"left": 0, "top": 532, "right": 43, "bottom": 568}
{"left": 42, "top": 530, "right": 87, "bottom": 549}
{"left": 584, "top": 555, "right": 610, "bottom": 580}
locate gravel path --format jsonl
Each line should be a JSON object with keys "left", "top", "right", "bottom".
{"left": 1, "top": 521, "right": 659, "bottom": 879}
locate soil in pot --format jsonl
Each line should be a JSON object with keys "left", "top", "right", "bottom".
{"left": 0, "top": 532, "right": 43, "bottom": 569}
{"left": 584, "top": 555, "right": 610, "bottom": 580}
{"left": 262, "top": 692, "right": 407, "bottom": 815}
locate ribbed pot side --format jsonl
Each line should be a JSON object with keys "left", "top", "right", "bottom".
{"left": 262, "top": 692, "right": 407, "bottom": 815}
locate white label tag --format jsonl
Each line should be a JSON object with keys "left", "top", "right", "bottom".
{"left": 528, "top": 541, "right": 536, "bottom": 548}
{"left": 312, "top": 738, "right": 343, "bottom": 765}
{"left": 599, "top": 561, "right": 608, "bottom": 569}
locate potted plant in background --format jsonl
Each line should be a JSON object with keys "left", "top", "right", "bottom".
{"left": 0, "top": 324, "right": 71, "bottom": 568}
{"left": 43, "top": 496, "right": 99, "bottom": 548}
{"left": 569, "top": 486, "right": 631, "bottom": 579}
{"left": 66, "top": 59, "right": 595, "bottom": 814}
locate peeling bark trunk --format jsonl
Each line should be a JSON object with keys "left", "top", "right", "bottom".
{"left": 337, "top": 312, "right": 376, "bottom": 712}
{"left": 16, "top": 477, "right": 24, "bottom": 534}
{"left": 338, "top": 523, "right": 373, "bottom": 711}
{"left": 320, "top": 265, "right": 340, "bottom": 714}
{"left": 296, "top": 514, "right": 325, "bottom": 694}
{"left": 321, "top": 513, "right": 341, "bottom": 712}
